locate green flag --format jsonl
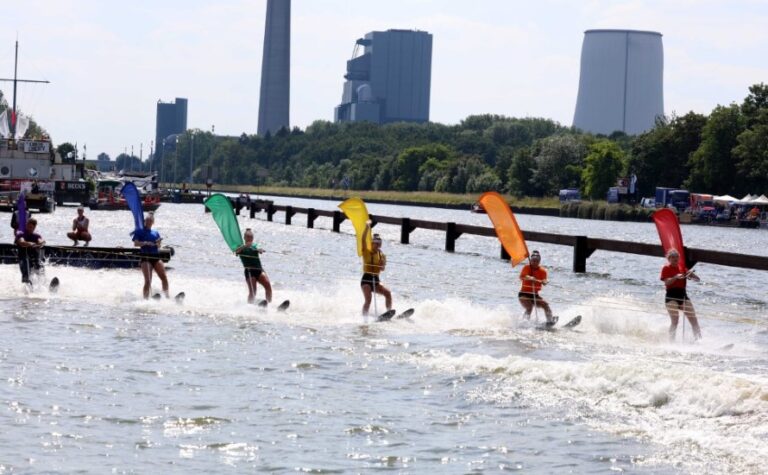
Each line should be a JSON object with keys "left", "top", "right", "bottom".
{"left": 204, "top": 194, "right": 243, "bottom": 251}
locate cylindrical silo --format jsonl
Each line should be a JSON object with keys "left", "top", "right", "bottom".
{"left": 258, "top": 0, "right": 291, "bottom": 136}
{"left": 572, "top": 29, "right": 664, "bottom": 136}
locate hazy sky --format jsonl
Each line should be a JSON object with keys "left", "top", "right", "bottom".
{"left": 3, "top": 0, "right": 767, "bottom": 159}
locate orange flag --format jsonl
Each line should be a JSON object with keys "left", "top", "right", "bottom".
{"left": 478, "top": 192, "right": 529, "bottom": 266}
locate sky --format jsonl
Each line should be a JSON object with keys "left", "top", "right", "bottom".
{"left": 3, "top": 0, "right": 767, "bottom": 159}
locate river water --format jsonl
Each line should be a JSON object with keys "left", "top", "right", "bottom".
{"left": 1, "top": 196, "right": 766, "bottom": 473}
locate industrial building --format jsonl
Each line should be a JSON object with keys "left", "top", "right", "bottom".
{"left": 154, "top": 97, "right": 188, "bottom": 155}
{"left": 335, "top": 29, "right": 432, "bottom": 124}
{"left": 572, "top": 29, "right": 664, "bottom": 136}
{"left": 257, "top": 0, "right": 291, "bottom": 136}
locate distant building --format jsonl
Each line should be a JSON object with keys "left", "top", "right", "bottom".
{"left": 572, "top": 29, "right": 664, "bottom": 136}
{"left": 335, "top": 29, "right": 432, "bottom": 124}
{"left": 155, "top": 98, "right": 188, "bottom": 157}
{"left": 258, "top": 0, "right": 291, "bottom": 136}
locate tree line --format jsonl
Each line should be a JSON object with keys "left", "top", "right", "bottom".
{"left": 7, "top": 83, "right": 767, "bottom": 199}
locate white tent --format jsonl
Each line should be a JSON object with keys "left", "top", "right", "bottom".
{"left": 741, "top": 194, "right": 757, "bottom": 201}
{"left": 750, "top": 194, "right": 768, "bottom": 205}
{"left": 714, "top": 194, "right": 738, "bottom": 203}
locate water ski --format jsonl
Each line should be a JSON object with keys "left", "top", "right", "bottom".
{"left": 277, "top": 300, "right": 290, "bottom": 312}
{"left": 257, "top": 299, "right": 268, "bottom": 308}
{"left": 562, "top": 315, "right": 582, "bottom": 328}
{"left": 174, "top": 292, "right": 185, "bottom": 304}
{"left": 151, "top": 293, "right": 162, "bottom": 300}
{"left": 375, "top": 309, "right": 396, "bottom": 322}
{"left": 49, "top": 277, "right": 60, "bottom": 293}
{"left": 720, "top": 343, "right": 735, "bottom": 351}
{"left": 396, "top": 308, "right": 415, "bottom": 319}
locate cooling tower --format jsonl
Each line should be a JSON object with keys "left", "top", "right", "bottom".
{"left": 257, "top": 0, "right": 290, "bottom": 136}
{"left": 572, "top": 29, "right": 664, "bottom": 136}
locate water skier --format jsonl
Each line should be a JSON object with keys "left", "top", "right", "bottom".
{"left": 234, "top": 228, "right": 273, "bottom": 304}
{"left": 518, "top": 250, "right": 556, "bottom": 325}
{"left": 15, "top": 217, "right": 45, "bottom": 284}
{"left": 67, "top": 206, "right": 92, "bottom": 246}
{"left": 360, "top": 221, "right": 392, "bottom": 316}
{"left": 660, "top": 249, "right": 702, "bottom": 341}
{"left": 133, "top": 213, "right": 169, "bottom": 299}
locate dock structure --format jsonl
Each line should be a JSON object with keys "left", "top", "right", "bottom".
{"left": 253, "top": 202, "right": 768, "bottom": 273}
{"left": 0, "top": 244, "right": 174, "bottom": 270}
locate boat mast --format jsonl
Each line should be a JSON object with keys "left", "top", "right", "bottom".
{"left": 0, "top": 40, "right": 50, "bottom": 138}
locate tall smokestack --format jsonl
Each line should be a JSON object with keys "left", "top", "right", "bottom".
{"left": 258, "top": 0, "right": 290, "bottom": 136}
{"left": 573, "top": 29, "right": 664, "bottom": 136}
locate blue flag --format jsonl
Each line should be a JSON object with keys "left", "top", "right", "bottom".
{"left": 120, "top": 182, "right": 144, "bottom": 237}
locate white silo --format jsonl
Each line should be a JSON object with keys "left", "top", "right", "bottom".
{"left": 572, "top": 29, "right": 664, "bottom": 136}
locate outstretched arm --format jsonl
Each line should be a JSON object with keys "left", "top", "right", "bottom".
{"left": 362, "top": 221, "right": 372, "bottom": 254}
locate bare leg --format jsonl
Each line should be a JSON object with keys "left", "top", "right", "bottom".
{"left": 361, "top": 284, "right": 373, "bottom": 316}
{"left": 153, "top": 261, "right": 170, "bottom": 298}
{"left": 257, "top": 272, "right": 273, "bottom": 303}
{"left": 536, "top": 298, "right": 554, "bottom": 321}
{"left": 375, "top": 283, "right": 392, "bottom": 310}
{"left": 141, "top": 261, "right": 153, "bottom": 299}
{"left": 682, "top": 300, "right": 702, "bottom": 340}
{"left": 518, "top": 296, "right": 534, "bottom": 319}
{"left": 666, "top": 301, "right": 680, "bottom": 341}
{"left": 246, "top": 276, "right": 258, "bottom": 303}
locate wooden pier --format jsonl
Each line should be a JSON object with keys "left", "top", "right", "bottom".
{"left": 251, "top": 202, "right": 768, "bottom": 273}
{"left": 0, "top": 244, "right": 174, "bottom": 270}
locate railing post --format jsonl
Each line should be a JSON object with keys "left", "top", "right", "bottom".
{"left": 500, "top": 245, "right": 510, "bottom": 261}
{"left": 285, "top": 206, "right": 295, "bottom": 225}
{"left": 249, "top": 202, "right": 256, "bottom": 219}
{"left": 332, "top": 211, "right": 345, "bottom": 232}
{"left": 573, "top": 235, "right": 589, "bottom": 273}
{"left": 400, "top": 217, "right": 415, "bottom": 244}
{"left": 445, "top": 222, "right": 462, "bottom": 252}
{"left": 307, "top": 208, "right": 317, "bottom": 229}
{"left": 267, "top": 203, "right": 275, "bottom": 222}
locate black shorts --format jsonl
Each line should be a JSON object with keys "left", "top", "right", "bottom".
{"left": 139, "top": 254, "right": 161, "bottom": 264}
{"left": 665, "top": 288, "right": 690, "bottom": 306}
{"left": 361, "top": 273, "right": 380, "bottom": 287}
{"left": 518, "top": 291, "right": 542, "bottom": 300}
{"left": 244, "top": 268, "right": 263, "bottom": 280}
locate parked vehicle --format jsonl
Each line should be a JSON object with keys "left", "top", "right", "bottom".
{"left": 559, "top": 188, "right": 581, "bottom": 203}
{"left": 640, "top": 197, "right": 655, "bottom": 208}
{"left": 655, "top": 187, "right": 689, "bottom": 211}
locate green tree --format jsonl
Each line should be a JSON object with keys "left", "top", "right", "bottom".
{"left": 686, "top": 104, "right": 745, "bottom": 194}
{"left": 530, "top": 134, "right": 587, "bottom": 196}
{"left": 581, "top": 140, "right": 626, "bottom": 199}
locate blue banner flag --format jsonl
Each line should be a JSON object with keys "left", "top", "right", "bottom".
{"left": 120, "top": 182, "right": 144, "bottom": 237}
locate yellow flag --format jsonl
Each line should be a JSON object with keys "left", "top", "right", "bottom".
{"left": 338, "top": 197, "right": 372, "bottom": 257}
{"left": 478, "top": 191, "right": 529, "bottom": 266}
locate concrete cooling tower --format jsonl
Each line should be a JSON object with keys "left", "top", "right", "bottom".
{"left": 572, "top": 29, "right": 664, "bottom": 136}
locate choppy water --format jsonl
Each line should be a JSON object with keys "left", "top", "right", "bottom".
{"left": 1, "top": 197, "right": 767, "bottom": 473}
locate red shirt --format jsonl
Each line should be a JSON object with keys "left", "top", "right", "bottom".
{"left": 660, "top": 264, "right": 686, "bottom": 289}
{"left": 520, "top": 264, "right": 547, "bottom": 293}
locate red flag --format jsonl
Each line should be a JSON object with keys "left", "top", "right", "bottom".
{"left": 653, "top": 209, "right": 686, "bottom": 269}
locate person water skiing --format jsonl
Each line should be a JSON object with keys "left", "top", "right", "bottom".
{"left": 234, "top": 228, "right": 273, "bottom": 304}
{"left": 67, "top": 206, "right": 92, "bottom": 246}
{"left": 360, "top": 221, "right": 392, "bottom": 316}
{"left": 15, "top": 217, "right": 46, "bottom": 284}
{"left": 518, "top": 250, "right": 556, "bottom": 325}
{"left": 133, "top": 212, "right": 169, "bottom": 299}
{"left": 660, "top": 248, "right": 702, "bottom": 341}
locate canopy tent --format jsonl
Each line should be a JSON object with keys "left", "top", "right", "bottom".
{"left": 713, "top": 194, "right": 738, "bottom": 203}
{"left": 741, "top": 194, "right": 757, "bottom": 202}
{"left": 749, "top": 194, "right": 768, "bottom": 205}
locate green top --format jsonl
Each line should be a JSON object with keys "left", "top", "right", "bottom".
{"left": 239, "top": 244, "right": 262, "bottom": 270}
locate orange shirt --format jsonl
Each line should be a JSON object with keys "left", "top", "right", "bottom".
{"left": 519, "top": 264, "right": 547, "bottom": 293}
{"left": 660, "top": 264, "right": 687, "bottom": 289}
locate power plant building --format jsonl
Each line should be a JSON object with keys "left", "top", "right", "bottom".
{"left": 258, "top": 0, "right": 291, "bottom": 136}
{"left": 335, "top": 29, "right": 432, "bottom": 124}
{"left": 572, "top": 29, "right": 664, "bottom": 136}
{"left": 155, "top": 97, "right": 188, "bottom": 153}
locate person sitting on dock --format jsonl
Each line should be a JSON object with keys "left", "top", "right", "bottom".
{"left": 15, "top": 217, "right": 45, "bottom": 285}
{"left": 133, "top": 213, "right": 169, "bottom": 299}
{"left": 67, "top": 206, "right": 92, "bottom": 246}
{"left": 360, "top": 221, "right": 392, "bottom": 316}
{"left": 518, "top": 250, "right": 556, "bottom": 325}
{"left": 660, "top": 249, "right": 702, "bottom": 341}
{"left": 235, "top": 228, "right": 273, "bottom": 305}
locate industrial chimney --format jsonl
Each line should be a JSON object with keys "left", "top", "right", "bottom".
{"left": 257, "top": 0, "right": 291, "bottom": 136}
